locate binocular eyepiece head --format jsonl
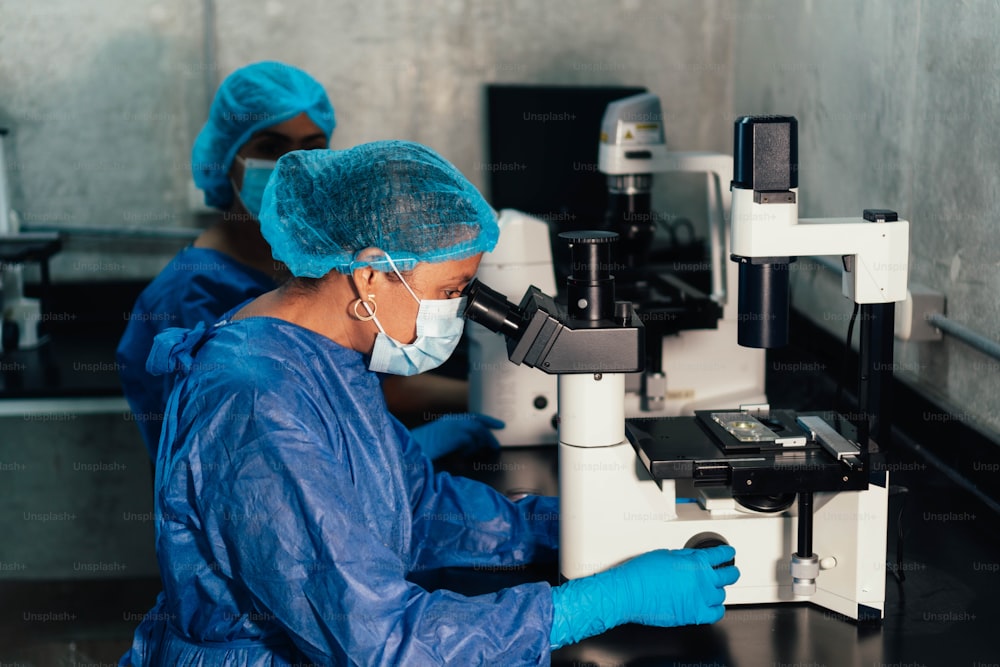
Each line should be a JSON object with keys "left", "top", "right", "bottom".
{"left": 462, "top": 279, "right": 525, "bottom": 339}
{"left": 463, "top": 230, "right": 622, "bottom": 338}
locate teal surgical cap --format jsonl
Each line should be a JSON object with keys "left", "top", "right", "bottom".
{"left": 259, "top": 141, "right": 499, "bottom": 278}
{"left": 191, "top": 61, "right": 336, "bottom": 209}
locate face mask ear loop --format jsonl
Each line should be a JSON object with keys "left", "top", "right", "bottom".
{"left": 231, "top": 183, "right": 253, "bottom": 218}
{"left": 229, "top": 155, "right": 255, "bottom": 218}
{"left": 230, "top": 154, "right": 248, "bottom": 194}
{"left": 383, "top": 253, "right": 421, "bottom": 305}
{"left": 368, "top": 308, "right": 388, "bottom": 335}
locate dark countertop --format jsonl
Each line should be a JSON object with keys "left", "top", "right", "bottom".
{"left": 5, "top": 440, "right": 995, "bottom": 666}
{"left": 435, "top": 442, "right": 1000, "bottom": 666}
{"left": 1, "top": 280, "right": 144, "bottom": 401}
{"left": 0, "top": 334, "right": 124, "bottom": 399}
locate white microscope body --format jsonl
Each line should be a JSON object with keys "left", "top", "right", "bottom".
{"left": 563, "top": 115, "right": 908, "bottom": 622}
{"left": 469, "top": 105, "right": 907, "bottom": 621}
{"left": 560, "top": 419, "right": 892, "bottom": 621}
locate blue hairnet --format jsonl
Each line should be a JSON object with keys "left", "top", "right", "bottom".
{"left": 259, "top": 141, "right": 499, "bottom": 277}
{"left": 191, "top": 61, "right": 336, "bottom": 209}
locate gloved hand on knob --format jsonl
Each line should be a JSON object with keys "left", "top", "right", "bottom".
{"left": 550, "top": 545, "right": 740, "bottom": 649}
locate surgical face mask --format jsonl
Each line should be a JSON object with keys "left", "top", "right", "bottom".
{"left": 366, "top": 256, "right": 467, "bottom": 376}
{"left": 232, "top": 155, "right": 277, "bottom": 219}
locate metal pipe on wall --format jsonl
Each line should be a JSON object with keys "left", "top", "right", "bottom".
{"left": 21, "top": 223, "right": 199, "bottom": 241}
{"left": 927, "top": 312, "right": 1000, "bottom": 362}
{"left": 810, "top": 256, "right": 1000, "bottom": 363}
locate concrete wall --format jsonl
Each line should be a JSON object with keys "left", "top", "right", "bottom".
{"left": 1, "top": 0, "right": 735, "bottom": 281}
{"left": 732, "top": 0, "right": 1000, "bottom": 437}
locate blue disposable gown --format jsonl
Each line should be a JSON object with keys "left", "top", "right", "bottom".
{"left": 120, "top": 317, "right": 558, "bottom": 666}
{"left": 116, "top": 247, "right": 276, "bottom": 457}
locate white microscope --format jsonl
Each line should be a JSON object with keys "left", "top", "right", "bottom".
{"left": 468, "top": 93, "right": 768, "bottom": 447}
{"left": 464, "top": 115, "right": 909, "bottom": 623}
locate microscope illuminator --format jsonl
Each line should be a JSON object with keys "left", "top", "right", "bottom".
{"left": 730, "top": 116, "right": 909, "bottom": 350}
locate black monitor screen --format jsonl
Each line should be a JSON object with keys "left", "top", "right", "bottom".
{"left": 485, "top": 84, "right": 647, "bottom": 233}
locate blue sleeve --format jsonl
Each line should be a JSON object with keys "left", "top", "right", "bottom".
{"left": 116, "top": 252, "right": 274, "bottom": 457}
{"left": 392, "top": 418, "right": 560, "bottom": 571}
{"left": 195, "top": 390, "right": 554, "bottom": 665}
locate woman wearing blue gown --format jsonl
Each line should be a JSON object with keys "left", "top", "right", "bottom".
{"left": 119, "top": 142, "right": 738, "bottom": 666}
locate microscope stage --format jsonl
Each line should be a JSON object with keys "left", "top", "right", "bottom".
{"left": 625, "top": 410, "right": 873, "bottom": 495}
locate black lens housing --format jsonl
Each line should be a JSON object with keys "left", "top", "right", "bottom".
{"left": 736, "top": 259, "right": 791, "bottom": 349}
{"left": 462, "top": 280, "right": 525, "bottom": 339}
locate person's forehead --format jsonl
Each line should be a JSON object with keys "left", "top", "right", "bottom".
{"left": 250, "top": 113, "right": 326, "bottom": 140}
{"left": 415, "top": 255, "right": 482, "bottom": 282}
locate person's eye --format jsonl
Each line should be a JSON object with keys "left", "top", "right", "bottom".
{"left": 244, "top": 139, "right": 287, "bottom": 160}
{"left": 444, "top": 289, "right": 463, "bottom": 299}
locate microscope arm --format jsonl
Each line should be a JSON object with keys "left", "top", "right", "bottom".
{"left": 731, "top": 188, "right": 909, "bottom": 305}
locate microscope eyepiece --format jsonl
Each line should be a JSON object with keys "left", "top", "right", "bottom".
{"left": 462, "top": 279, "right": 525, "bottom": 339}
{"left": 560, "top": 230, "right": 619, "bottom": 322}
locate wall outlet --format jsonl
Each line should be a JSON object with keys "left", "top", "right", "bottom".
{"left": 895, "top": 284, "right": 945, "bottom": 341}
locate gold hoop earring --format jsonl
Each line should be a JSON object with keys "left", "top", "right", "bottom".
{"left": 352, "top": 294, "right": 377, "bottom": 321}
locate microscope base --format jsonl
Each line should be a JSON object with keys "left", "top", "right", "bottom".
{"left": 559, "top": 440, "right": 888, "bottom": 621}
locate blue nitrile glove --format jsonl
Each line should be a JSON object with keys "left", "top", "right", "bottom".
{"left": 410, "top": 413, "right": 504, "bottom": 460}
{"left": 550, "top": 545, "right": 740, "bottom": 649}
